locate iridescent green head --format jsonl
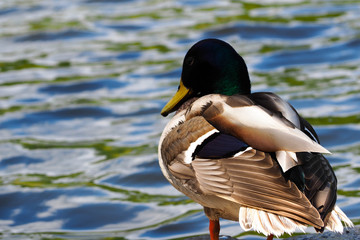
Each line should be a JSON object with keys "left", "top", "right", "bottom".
{"left": 161, "top": 38, "right": 251, "bottom": 116}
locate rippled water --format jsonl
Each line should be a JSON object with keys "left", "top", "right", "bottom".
{"left": 0, "top": 0, "right": 359, "bottom": 239}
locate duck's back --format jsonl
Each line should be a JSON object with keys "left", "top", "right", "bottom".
{"left": 159, "top": 92, "right": 351, "bottom": 235}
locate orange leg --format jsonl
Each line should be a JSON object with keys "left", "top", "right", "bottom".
{"left": 266, "top": 234, "right": 274, "bottom": 240}
{"left": 209, "top": 219, "right": 220, "bottom": 240}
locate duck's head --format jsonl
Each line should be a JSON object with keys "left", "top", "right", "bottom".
{"left": 161, "top": 38, "right": 251, "bottom": 116}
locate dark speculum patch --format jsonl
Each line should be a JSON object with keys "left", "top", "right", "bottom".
{"left": 194, "top": 132, "right": 249, "bottom": 159}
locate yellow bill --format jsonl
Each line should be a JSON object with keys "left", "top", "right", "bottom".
{"left": 161, "top": 80, "right": 193, "bottom": 116}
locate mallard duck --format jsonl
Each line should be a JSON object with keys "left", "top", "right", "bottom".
{"left": 158, "top": 38, "right": 353, "bottom": 240}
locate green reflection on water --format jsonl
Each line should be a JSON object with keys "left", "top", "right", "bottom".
{"left": 0, "top": 73, "right": 119, "bottom": 87}
{"left": 338, "top": 189, "right": 360, "bottom": 197}
{"left": 12, "top": 172, "right": 84, "bottom": 188}
{"left": 293, "top": 12, "right": 344, "bottom": 22}
{"left": 0, "top": 59, "right": 49, "bottom": 72}
{"left": 335, "top": 144, "right": 360, "bottom": 155}
{"left": 10, "top": 138, "right": 156, "bottom": 163}
{"left": 305, "top": 115, "right": 360, "bottom": 126}
{"left": 105, "top": 41, "right": 172, "bottom": 53}
{"left": 0, "top": 59, "right": 71, "bottom": 73}
{"left": 259, "top": 44, "right": 310, "bottom": 54}
{"left": 8, "top": 173, "right": 191, "bottom": 206}
{"left": 29, "top": 17, "right": 85, "bottom": 31}
{"left": 0, "top": 105, "right": 23, "bottom": 115}
{"left": 191, "top": 8, "right": 345, "bottom": 31}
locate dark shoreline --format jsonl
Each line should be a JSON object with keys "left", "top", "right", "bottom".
{"left": 185, "top": 227, "right": 359, "bottom": 240}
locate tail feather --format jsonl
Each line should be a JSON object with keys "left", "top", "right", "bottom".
{"left": 239, "top": 205, "right": 353, "bottom": 237}
{"left": 326, "top": 205, "right": 354, "bottom": 232}
{"left": 239, "top": 206, "right": 306, "bottom": 237}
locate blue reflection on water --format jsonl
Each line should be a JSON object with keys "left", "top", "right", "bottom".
{"left": 39, "top": 79, "right": 127, "bottom": 95}
{"left": 116, "top": 51, "right": 142, "bottom": 60}
{"left": 0, "top": 7, "right": 18, "bottom": 16}
{"left": 0, "top": 188, "right": 147, "bottom": 229}
{"left": 60, "top": 203, "right": 147, "bottom": 229}
{"left": 257, "top": 39, "right": 360, "bottom": 69}
{"left": 0, "top": 107, "right": 118, "bottom": 129}
{"left": 141, "top": 212, "right": 209, "bottom": 238}
{"left": 102, "top": 160, "right": 167, "bottom": 188}
{"left": 15, "top": 29, "right": 102, "bottom": 42}
{"left": 0, "top": 156, "right": 44, "bottom": 168}
{"left": 205, "top": 23, "right": 331, "bottom": 40}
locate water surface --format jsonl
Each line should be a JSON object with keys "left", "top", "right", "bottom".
{"left": 0, "top": 0, "right": 359, "bottom": 239}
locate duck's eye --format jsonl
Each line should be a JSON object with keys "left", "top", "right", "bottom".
{"left": 185, "top": 56, "right": 195, "bottom": 66}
